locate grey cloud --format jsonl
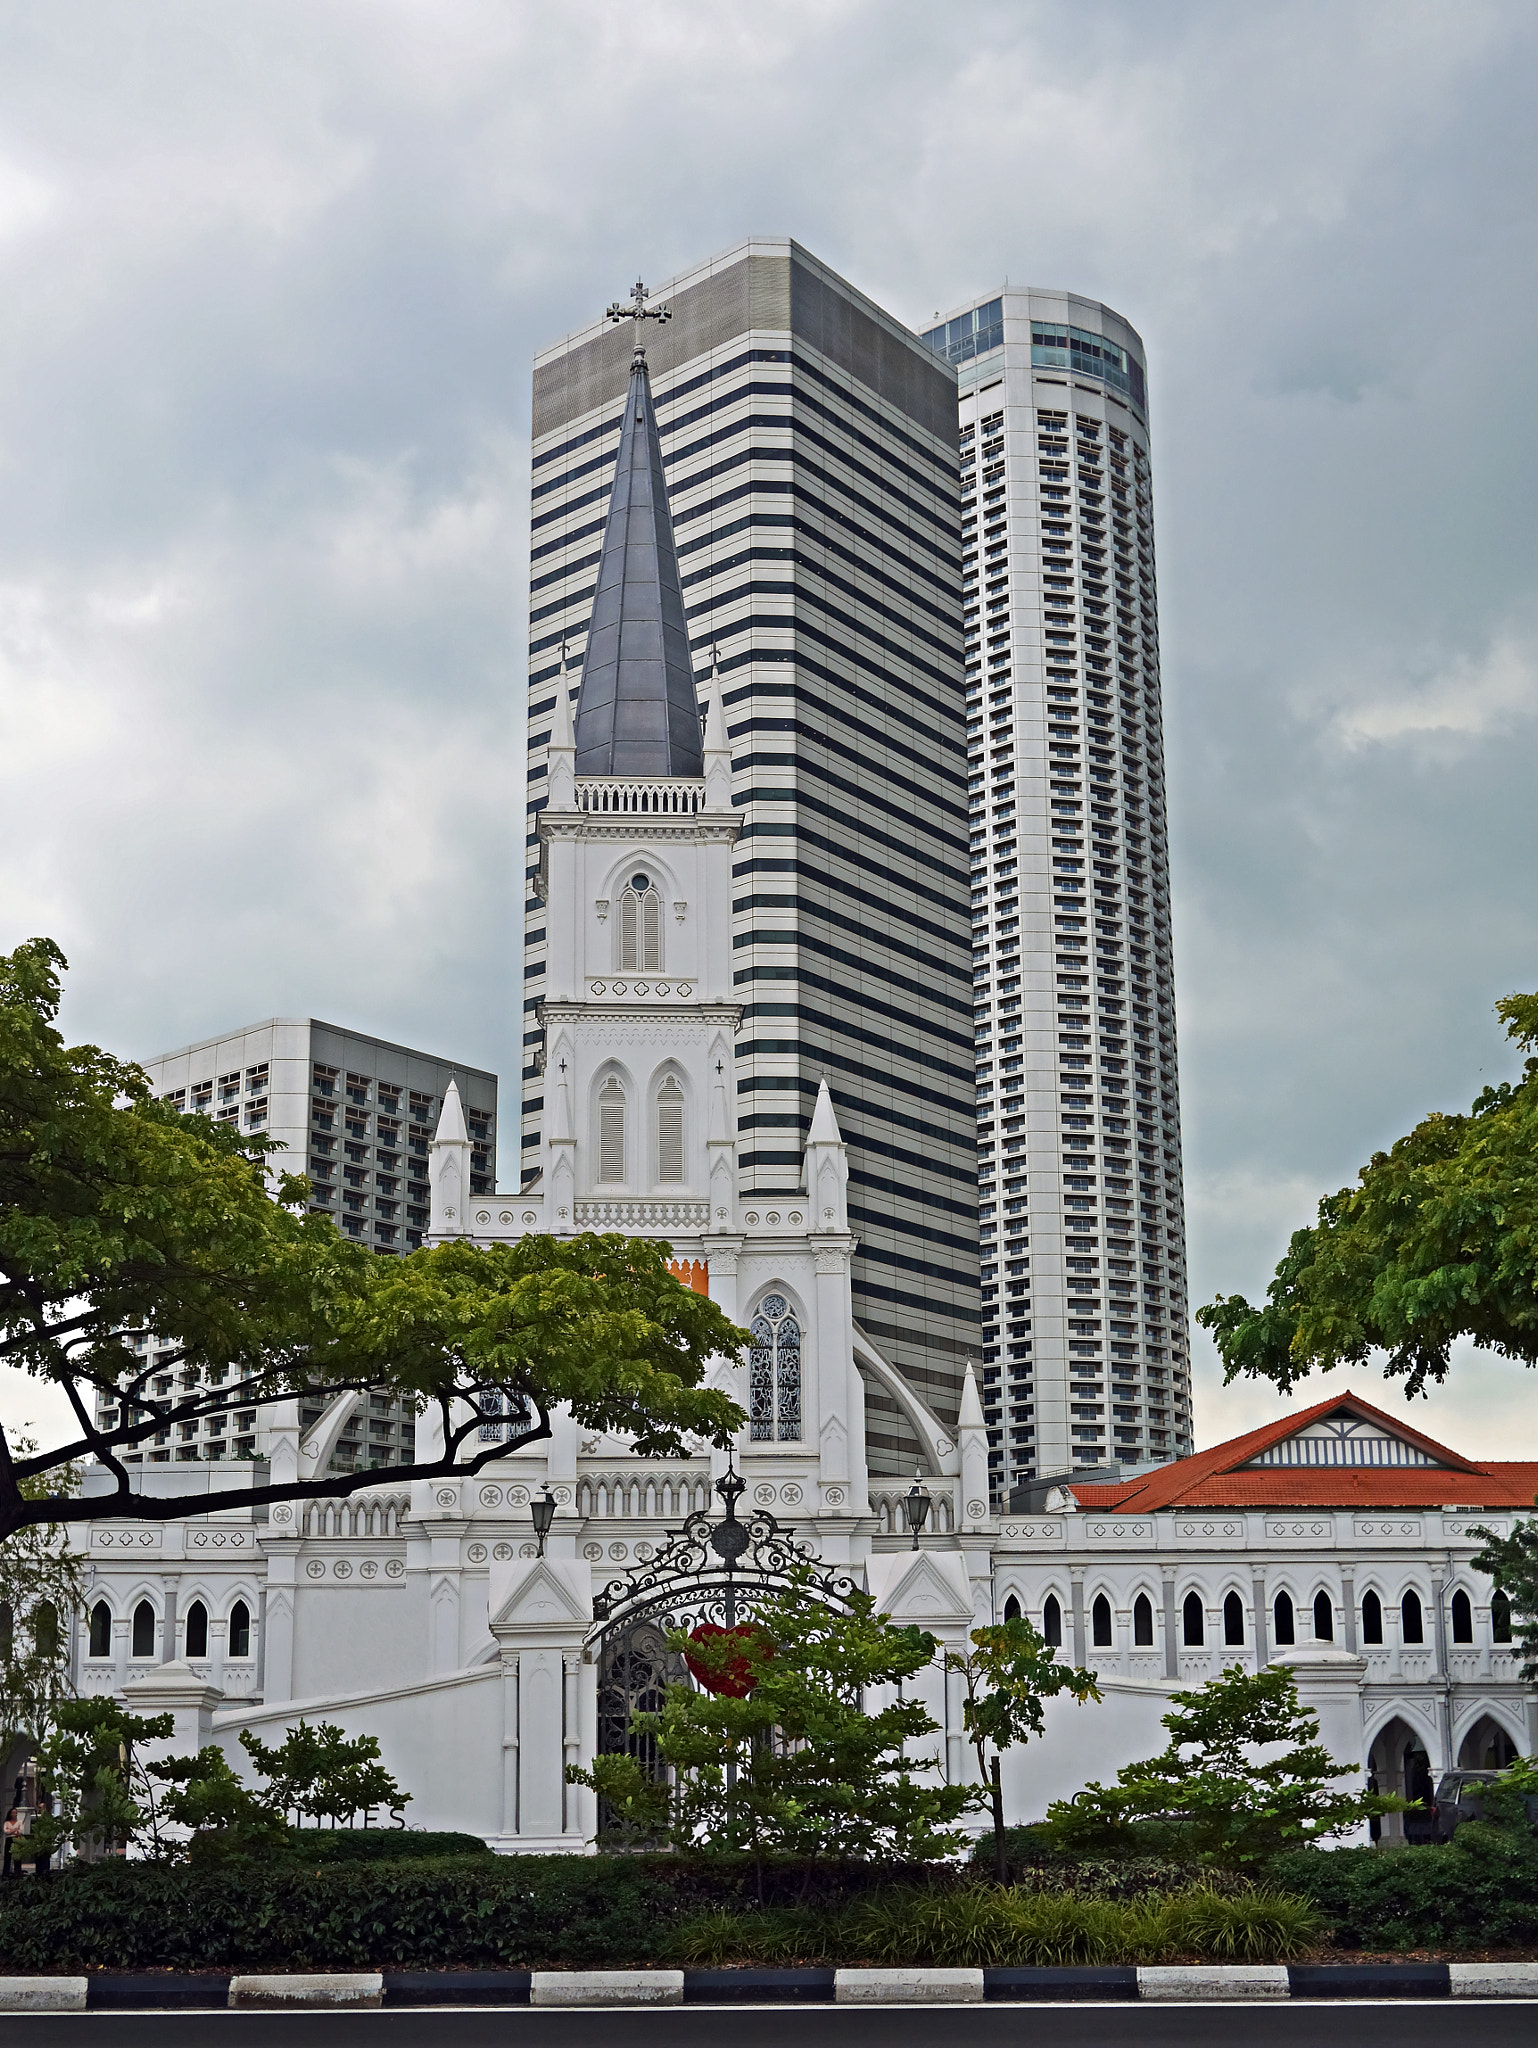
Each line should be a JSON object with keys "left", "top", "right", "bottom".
{"left": 3, "top": 0, "right": 1537, "bottom": 1453}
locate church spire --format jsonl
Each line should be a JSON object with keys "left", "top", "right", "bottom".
{"left": 573, "top": 281, "right": 702, "bottom": 780}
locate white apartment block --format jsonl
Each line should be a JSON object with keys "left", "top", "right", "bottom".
{"left": 112, "top": 1019, "right": 498, "bottom": 1474}
{"left": 919, "top": 290, "right": 1192, "bottom": 1500}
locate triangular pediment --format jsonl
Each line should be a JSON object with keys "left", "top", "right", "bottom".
{"left": 867, "top": 1548, "right": 975, "bottom": 1623}
{"left": 488, "top": 1557, "right": 592, "bottom": 1632}
{"left": 1238, "top": 1398, "right": 1461, "bottom": 1473}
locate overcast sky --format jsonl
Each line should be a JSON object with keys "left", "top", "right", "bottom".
{"left": 3, "top": 0, "right": 1537, "bottom": 1459}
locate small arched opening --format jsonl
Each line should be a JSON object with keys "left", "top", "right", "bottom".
{"left": 1223, "top": 1591, "right": 1245, "bottom": 1646}
{"left": 89, "top": 1600, "right": 112, "bottom": 1659}
{"left": 1313, "top": 1591, "right": 1334, "bottom": 1643}
{"left": 1273, "top": 1591, "right": 1296, "bottom": 1646}
{"left": 1450, "top": 1589, "right": 1474, "bottom": 1645}
{"left": 1361, "top": 1589, "right": 1384, "bottom": 1644}
{"left": 131, "top": 1600, "right": 156, "bottom": 1658}
{"left": 1401, "top": 1589, "right": 1425, "bottom": 1645}
{"left": 1182, "top": 1591, "right": 1205, "bottom": 1647}
{"left": 228, "top": 1599, "right": 251, "bottom": 1659}
{"left": 1042, "top": 1594, "right": 1063, "bottom": 1648}
{"left": 1458, "top": 1714, "right": 1521, "bottom": 1771}
{"left": 185, "top": 1600, "right": 209, "bottom": 1660}
{"left": 1133, "top": 1593, "right": 1154, "bottom": 1647}
{"left": 1091, "top": 1593, "right": 1113, "bottom": 1648}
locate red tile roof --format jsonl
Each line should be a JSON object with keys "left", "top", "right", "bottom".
{"left": 1070, "top": 1390, "right": 1538, "bottom": 1513}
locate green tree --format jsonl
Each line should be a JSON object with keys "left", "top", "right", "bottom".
{"left": 1038, "top": 1664, "right": 1395, "bottom": 1868}
{"left": 945, "top": 1615, "right": 1101, "bottom": 1882}
{"left": 147, "top": 1745, "right": 289, "bottom": 1865}
{"left": 1468, "top": 1516, "right": 1538, "bottom": 1682}
{"left": 0, "top": 937, "right": 745, "bottom": 1538}
{"left": 0, "top": 1436, "right": 85, "bottom": 1750}
{"left": 239, "top": 1719, "right": 407, "bottom": 1826}
{"left": 1197, "top": 991, "right": 1538, "bottom": 1397}
{"left": 30, "top": 1694, "right": 175, "bottom": 1861}
{"left": 570, "top": 1576, "right": 981, "bottom": 1890}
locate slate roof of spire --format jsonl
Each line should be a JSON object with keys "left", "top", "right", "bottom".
{"left": 572, "top": 343, "right": 703, "bottom": 779}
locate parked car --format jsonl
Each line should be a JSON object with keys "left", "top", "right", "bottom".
{"left": 1429, "top": 1770, "right": 1506, "bottom": 1840}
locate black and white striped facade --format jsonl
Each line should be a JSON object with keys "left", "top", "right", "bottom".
{"left": 522, "top": 241, "right": 978, "bottom": 1473}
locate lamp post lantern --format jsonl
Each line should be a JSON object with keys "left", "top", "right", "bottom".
{"left": 903, "top": 1472, "right": 932, "bottom": 1550}
{"left": 530, "top": 1484, "right": 556, "bottom": 1558}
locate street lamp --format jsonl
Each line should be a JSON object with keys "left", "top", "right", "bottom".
{"left": 530, "top": 1484, "right": 557, "bottom": 1558}
{"left": 903, "top": 1472, "right": 932, "bottom": 1550}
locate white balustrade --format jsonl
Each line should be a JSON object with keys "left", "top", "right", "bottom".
{"left": 577, "top": 779, "right": 703, "bottom": 817}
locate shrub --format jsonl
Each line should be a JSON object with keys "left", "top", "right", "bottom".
{"left": 287, "top": 1829, "right": 495, "bottom": 1863}
{"left": 671, "top": 1884, "right": 1320, "bottom": 1967}
{"left": 1272, "top": 1826, "right": 1538, "bottom": 1951}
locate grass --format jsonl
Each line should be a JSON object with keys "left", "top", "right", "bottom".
{"left": 672, "top": 1882, "right": 1322, "bottom": 1968}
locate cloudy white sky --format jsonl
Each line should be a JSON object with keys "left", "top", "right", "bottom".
{"left": 3, "top": 0, "right": 1537, "bottom": 1458}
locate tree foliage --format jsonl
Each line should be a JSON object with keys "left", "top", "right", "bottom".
{"left": 238, "top": 1720, "right": 406, "bottom": 1828}
{"left": 0, "top": 1437, "right": 85, "bottom": 1748}
{"left": 30, "top": 1695, "right": 175, "bottom": 1861}
{"left": 569, "top": 1575, "right": 981, "bottom": 1884}
{"left": 945, "top": 1615, "right": 1101, "bottom": 1882}
{"left": 1197, "top": 991, "right": 1538, "bottom": 1396}
{"left": 0, "top": 936, "right": 745, "bottom": 1535}
{"left": 1469, "top": 1514, "right": 1538, "bottom": 1683}
{"left": 1038, "top": 1664, "right": 1394, "bottom": 1867}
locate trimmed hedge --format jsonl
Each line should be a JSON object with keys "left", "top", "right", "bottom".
{"left": 287, "top": 1829, "right": 494, "bottom": 1863}
{"left": 0, "top": 1859, "right": 680, "bottom": 1971}
{"left": 1272, "top": 1826, "right": 1538, "bottom": 1951}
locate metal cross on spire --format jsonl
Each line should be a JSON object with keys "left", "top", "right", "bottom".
{"left": 606, "top": 277, "right": 671, "bottom": 331}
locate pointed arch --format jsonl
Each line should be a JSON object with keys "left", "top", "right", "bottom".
{"left": 88, "top": 1599, "right": 112, "bottom": 1659}
{"left": 131, "top": 1599, "right": 156, "bottom": 1658}
{"left": 1492, "top": 1589, "right": 1513, "bottom": 1643}
{"left": 597, "top": 1074, "right": 627, "bottom": 1184}
{"left": 1401, "top": 1588, "right": 1425, "bottom": 1645}
{"left": 185, "top": 1599, "right": 209, "bottom": 1660}
{"left": 1450, "top": 1588, "right": 1473, "bottom": 1644}
{"left": 655, "top": 1072, "right": 686, "bottom": 1185}
{"left": 1361, "top": 1588, "right": 1384, "bottom": 1644}
{"left": 1042, "top": 1593, "right": 1063, "bottom": 1647}
{"left": 619, "top": 870, "right": 664, "bottom": 972}
{"left": 1133, "top": 1592, "right": 1154, "bottom": 1647}
{"left": 1091, "top": 1593, "right": 1113, "bottom": 1648}
{"left": 1182, "top": 1591, "right": 1205, "bottom": 1647}
{"left": 1273, "top": 1589, "right": 1296, "bottom": 1646}
{"left": 1223, "top": 1590, "right": 1245, "bottom": 1646}
{"left": 1003, "top": 1593, "right": 1022, "bottom": 1623}
{"left": 228, "top": 1599, "right": 251, "bottom": 1660}
{"left": 1313, "top": 1590, "right": 1334, "bottom": 1643}
{"left": 748, "top": 1290, "right": 802, "bottom": 1443}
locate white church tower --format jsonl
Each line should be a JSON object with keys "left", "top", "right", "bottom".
{"left": 428, "top": 321, "right": 897, "bottom": 1537}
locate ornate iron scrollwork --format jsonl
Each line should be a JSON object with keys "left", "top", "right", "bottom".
{"left": 589, "top": 1464, "right": 858, "bottom": 1647}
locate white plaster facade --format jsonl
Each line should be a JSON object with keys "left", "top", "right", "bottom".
{"left": 69, "top": 692, "right": 1537, "bottom": 1848}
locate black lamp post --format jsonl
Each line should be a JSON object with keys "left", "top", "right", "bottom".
{"left": 530, "top": 1484, "right": 557, "bottom": 1558}
{"left": 903, "top": 1472, "right": 932, "bottom": 1550}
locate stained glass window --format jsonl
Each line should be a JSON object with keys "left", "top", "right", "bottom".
{"left": 748, "top": 1293, "right": 802, "bottom": 1442}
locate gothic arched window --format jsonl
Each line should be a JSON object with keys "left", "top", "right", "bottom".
{"left": 1133, "top": 1593, "right": 1154, "bottom": 1646}
{"left": 131, "top": 1600, "right": 156, "bottom": 1658}
{"left": 185, "top": 1600, "right": 209, "bottom": 1660}
{"left": 34, "top": 1603, "right": 59, "bottom": 1660}
{"left": 656, "top": 1076, "right": 685, "bottom": 1184}
{"left": 1493, "top": 1589, "right": 1513, "bottom": 1643}
{"left": 748, "top": 1294, "right": 802, "bottom": 1442}
{"left": 1401, "top": 1589, "right": 1425, "bottom": 1645}
{"left": 620, "top": 872, "right": 663, "bottom": 972}
{"left": 1451, "top": 1589, "right": 1473, "bottom": 1644}
{"left": 1182, "top": 1591, "right": 1205, "bottom": 1647}
{"left": 597, "top": 1076, "right": 626, "bottom": 1184}
{"left": 1003, "top": 1594, "right": 1022, "bottom": 1623}
{"left": 1042, "top": 1594, "right": 1063, "bottom": 1647}
{"left": 1313, "top": 1590, "right": 1334, "bottom": 1642}
{"left": 229, "top": 1600, "right": 251, "bottom": 1659}
{"left": 89, "top": 1600, "right": 112, "bottom": 1659}
{"left": 1091, "top": 1594, "right": 1113, "bottom": 1647}
{"left": 1274, "top": 1591, "right": 1296, "bottom": 1645}
{"left": 1224, "top": 1591, "right": 1245, "bottom": 1646}
{"left": 1361, "top": 1589, "right": 1383, "bottom": 1644}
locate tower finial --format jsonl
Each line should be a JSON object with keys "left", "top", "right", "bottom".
{"left": 606, "top": 277, "right": 672, "bottom": 346}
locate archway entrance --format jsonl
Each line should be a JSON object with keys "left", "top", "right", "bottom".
{"left": 1368, "top": 1717, "right": 1435, "bottom": 1843}
{"left": 1459, "top": 1715, "right": 1521, "bottom": 1771}
{"left": 587, "top": 1466, "right": 858, "bottom": 1814}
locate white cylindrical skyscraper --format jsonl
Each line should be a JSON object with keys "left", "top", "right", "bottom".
{"left": 919, "top": 288, "right": 1193, "bottom": 1497}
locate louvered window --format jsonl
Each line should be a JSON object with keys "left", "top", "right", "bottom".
{"left": 620, "top": 873, "right": 663, "bottom": 971}
{"left": 598, "top": 1077, "right": 626, "bottom": 1183}
{"left": 656, "top": 1076, "right": 684, "bottom": 1183}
